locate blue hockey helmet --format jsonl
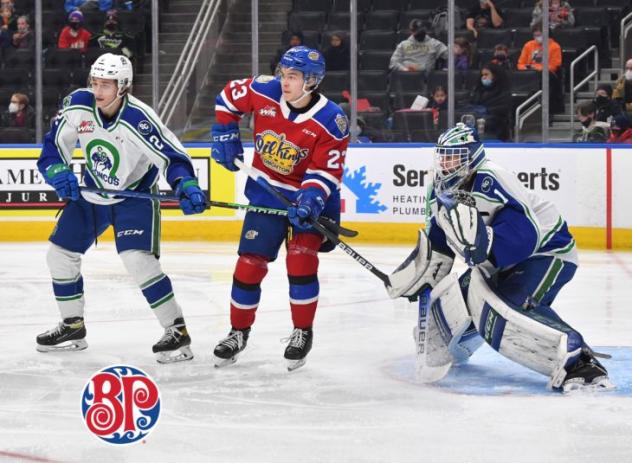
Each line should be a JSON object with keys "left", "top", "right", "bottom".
{"left": 433, "top": 122, "right": 486, "bottom": 194}
{"left": 277, "top": 46, "right": 326, "bottom": 87}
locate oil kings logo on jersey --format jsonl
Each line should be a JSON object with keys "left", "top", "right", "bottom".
{"left": 255, "top": 130, "right": 308, "bottom": 175}
{"left": 81, "top": 365, "right": 160, "bottom": 445}
{"left": 86, "top": 139, "right": 121, "bottom": 187}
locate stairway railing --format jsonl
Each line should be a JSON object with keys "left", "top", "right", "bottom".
{"left": 569, "top": 46, "right": 598, "bottom": 140}
{"left": 515, "top": 90, "right": 542, "bottom": 142}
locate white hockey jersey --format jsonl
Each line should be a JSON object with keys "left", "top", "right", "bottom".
{"left": 428, "top": 159, "right": 577, "bottom": 273}
{"left": 38, "top": 89, "right": 194, "bottom": 205}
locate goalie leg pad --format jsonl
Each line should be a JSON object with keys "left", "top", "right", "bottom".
{"left": 466, "top": 268, "right": 583, "bottom": 384}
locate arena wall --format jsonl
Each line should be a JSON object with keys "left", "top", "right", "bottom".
{"left": 0, "top": 143, "right": 630, "bottom": 249}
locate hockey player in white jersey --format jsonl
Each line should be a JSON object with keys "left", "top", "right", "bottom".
{"left": 388, "top": 123, "right": 614, "bottom": 392}
{"left": 35, "top": 53, "right": 206, "bottom": 363}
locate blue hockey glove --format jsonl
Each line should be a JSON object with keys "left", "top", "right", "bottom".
{"left": 175, "top": 177, "right": 207, "bottom": 215}
{"left": 211, "top": 122, "right": 243, "bottom": 172}
{"left": 46, "top": 163, "right": 79, "bottom": 201}
{"left": 288, "top": 187, "right": 326, "bottom": 231}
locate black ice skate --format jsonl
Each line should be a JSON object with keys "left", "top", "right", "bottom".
{"left": 283, "top": 327, "right": 313, "bottom": 371}
{"left": 213, "top": 327, "right": 250, "bottom": 368}
{"left": 558, "top": 349, "right": 615, "bottom": 393}
{"left": 152, "top": 317, "right": 194, "bottom": 364}
{"left": 36, "top": 317, "right": 88, "bottom": 352}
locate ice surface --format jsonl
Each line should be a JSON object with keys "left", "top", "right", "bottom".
{"left": 1, "top": 242, "right": 631, "bottom": 463}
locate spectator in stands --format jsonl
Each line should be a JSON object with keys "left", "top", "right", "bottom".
{"left": 322, "top": 33, "right": 349, "bottom": 72}
{"left": 65, "top": 0, "right": 114, "bottom": 14}
{"left": 91, "top": 9, "right": 133, "bottom": 58}
{"left": 613, "top": 59, "right": 632, "bottom": 112}
{"left": 530, "top": 0, "right": 574, "bottom": 30}
{"left": 429, "top": 85, "right": 447, "bottom": 127}
{"left": 453, "top": 37, "right": 472, "bottom": 71}
{"left": 0, "top": 0, "right": 17, "bottom": 48}
{"left": 58, "top": 10, "right": 91, "bottom": 53}
{"left": 1, "top": 93, "right": 34, "bottom": 128}
{"left": 11, "top": 14, "right": 31, "bottom": 49}
{"left": 466, "top": 0, "right": 503, "bottom": 39}
{"left": 270, "top": 32, "right": 303, "bottom": 74}
{"left": 608, "top": 113, "right": 632, "bottom": 143}
{"left": 389, "top": 19, "right": 448, "bottom": 73}
{"left": 467, "top": 63, "right": 511, "bottom": 140}
{"left": 490, "top": 43, "right": 512, "bottom": 70}
{"left": 574, "top": 100, "right": 609, "bottom": 142}
{"left": 594, "top": 84, "right": 621, "bottom": 123}
{"left": 517, "top": 23, "right": 564, "bottom": 114}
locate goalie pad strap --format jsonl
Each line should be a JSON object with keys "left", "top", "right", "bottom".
{"left": 466, "top": 268, "right": 582, "bottom": 382}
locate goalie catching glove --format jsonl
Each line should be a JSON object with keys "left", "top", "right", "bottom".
{"left": 386, "top": 229, "right": 454, "bottom": 300}
{"left": 437, "top": 191, "right": 493, "bottom": 267}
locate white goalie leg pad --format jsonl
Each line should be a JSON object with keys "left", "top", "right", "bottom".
{"left": 388, "top": 229, "right": 453, "bottom": 299}
{"left": 47, "top": 243, "right": 85, "bottom": 319}
{"left": 466, "top": 268, "right": 582, "bottom": 386}
{"left": 119, "top": 250, "right": 183, "bottom": 326}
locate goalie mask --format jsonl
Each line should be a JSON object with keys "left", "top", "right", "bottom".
{"left": 433, "top": 123, "right": 485, "bottom": 195}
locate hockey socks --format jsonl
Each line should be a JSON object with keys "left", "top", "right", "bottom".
{"left": 230, "top": 254, "right": 269, "bottom": 329}
{"left": 287, "top": 233, "right": 321, "bottom": 329}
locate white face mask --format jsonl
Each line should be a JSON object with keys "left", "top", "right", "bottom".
{"left": 8, "top": 102, "right": 19, "bottom": 113}
{"left": 625, "top": 70, "right": 632, "bottom": 81}
{"left": 534, "top": 36, "right": 543, "bottom": 44}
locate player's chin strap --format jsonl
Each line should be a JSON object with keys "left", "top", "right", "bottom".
{"left": 287, "top": 80, "right": 318, "bottom": 106}
{"left": 100, "top": 87, "right": 129, "bottom": 113}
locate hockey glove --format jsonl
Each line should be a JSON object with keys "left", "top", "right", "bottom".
{"left": 176, "top": 176, "right": 207, "bottom": 215}
{"left": 288, "top": 187, "right": 326, "bottom": 231}
{"left": 211, "top": 122, "right": 243, "bottom": 172}
{"left": 46, "top": 163, "right": 79, "bottom": 201}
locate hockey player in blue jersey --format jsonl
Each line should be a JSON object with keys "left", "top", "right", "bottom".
{"left": 388, "top": 123, "right": 614, "bottom": 392}
{"left": 35, "top": 53, "right": 206, "bottom": 363}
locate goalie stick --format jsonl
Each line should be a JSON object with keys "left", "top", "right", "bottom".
{"left": 80, "top": 186, "right": 358, "bottom": 238}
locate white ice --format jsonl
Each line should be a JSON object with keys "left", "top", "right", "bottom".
{"left": 1, "top": 242, "right": 632, "bottom": 463}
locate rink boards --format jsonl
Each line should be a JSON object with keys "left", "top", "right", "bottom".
{"left": 0, "top": 143, "right": 631, "bottom": 249}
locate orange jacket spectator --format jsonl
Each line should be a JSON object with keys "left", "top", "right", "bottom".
{"left": 517, "top": 38, "right": 561, "bottom": 73}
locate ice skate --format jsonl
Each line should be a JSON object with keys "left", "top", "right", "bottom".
{"left": 213, "top": 327, "right": 250, "bottom": 368}
{"left": 152, "top": 317, "right": 193, "bottom": 364}
{"left": 558, "top": 349, "right": 615, "bottom": 393}
{"left": 283, "top": 327, "right": 313, "bottom": 371}
{"left": 36, "top": 317, "right": 88, "bottom": 352}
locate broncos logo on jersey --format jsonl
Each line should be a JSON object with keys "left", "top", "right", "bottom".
{"left": 254, "top": 130, "right": 308, "bottom": 175}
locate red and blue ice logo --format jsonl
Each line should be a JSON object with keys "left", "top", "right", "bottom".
{"left": 81, "top": 365, "right": 161, "bottom": 444}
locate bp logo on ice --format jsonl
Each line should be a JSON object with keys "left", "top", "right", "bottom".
{"left": 81, "top": 365, "right": 161, "bottom": 445}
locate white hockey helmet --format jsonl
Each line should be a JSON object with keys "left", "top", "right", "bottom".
{"left": 90, "top": 53, "right": 133, "bottom": 95}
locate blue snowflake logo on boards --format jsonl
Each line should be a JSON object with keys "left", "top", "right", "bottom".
{"left": 343, "top": 166, "right": 387, "bottom": 214}
{"left": 81, "top": 365, "right": 161, "bottom": 445}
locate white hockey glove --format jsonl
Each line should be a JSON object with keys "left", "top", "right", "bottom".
{"left": 386, "top": 229, "right": 454, "bottom": 300}
{"left": 437, "top": 193, "right": 493, "bottom": 267}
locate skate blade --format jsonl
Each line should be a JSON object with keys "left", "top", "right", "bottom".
{"left": 286, "top": 358, "right": 306, "bottom": 372}
{"left": 213, "top": 354, "right": 238, "bottom": 368}
{"left": 36, "top": 339, "right": 88, "bottom": 353}
{"left": 562, "top": 376, "right": 616, "bottom": 393}
{"left": 155, "top": 346, "right": 194, "bottom": 364}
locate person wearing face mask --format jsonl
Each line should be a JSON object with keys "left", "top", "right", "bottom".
{"left": 607, "top": 113, "right": 632, "bottom": 143}
{"left": 531, "top": 0, "right": 574, "bottom": 30}
{"left": 612, "top": 59, "right": 632, "bottom": 112}
{"left": 573, "top": 100, "right": 609, "bottom": 142}
{"left": 593, "top": 84, "right": 621, "bottom": 123}
{"left": 58, "top": 10, "right": 91, "bottom": 52}
{"left": 1, "top": 93, "right": 34, "bottom": 128}
{"left": 390, "top": 19, "right": 448, "bottom": 73}
{"left": 517, "top": 23, "right": 564, "bottom": 114}
{"left": 490, "top": 43, "right": 512, "bottom": 70}
{"left": 467, "top": 63, "right": 511, "bottom": 140}
{"left": 91, "top": 10, "right": 133, "bottom": 58}
{"left": 11, "top": 14, "right": 31, "bottom": 49}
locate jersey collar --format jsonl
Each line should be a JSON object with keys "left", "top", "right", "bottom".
{"left": 279, "top": 94, "right": 328, "bottom": 124}
{"left": 92, "top": 95, "right": 128, "bottom": 132}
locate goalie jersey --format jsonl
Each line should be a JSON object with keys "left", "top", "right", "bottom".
{"left": 37, "top": 89, "right": 195, "bottom": 205}
{"left": 428, "top": 159, "right": 577, "bottom": 273}
{"left": 214, "top": 75, "right": 349, "bottom": 206}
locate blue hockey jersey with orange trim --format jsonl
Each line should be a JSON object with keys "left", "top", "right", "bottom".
{"left": 215, "top": 75, "right": 350, "bottom": 206}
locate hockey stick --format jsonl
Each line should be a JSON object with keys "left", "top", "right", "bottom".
{"left": 80, "top": 186, "right": 358, "bottom": 237}
{"left": 234, "top": 158, "right": 391, "bottom": 285}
